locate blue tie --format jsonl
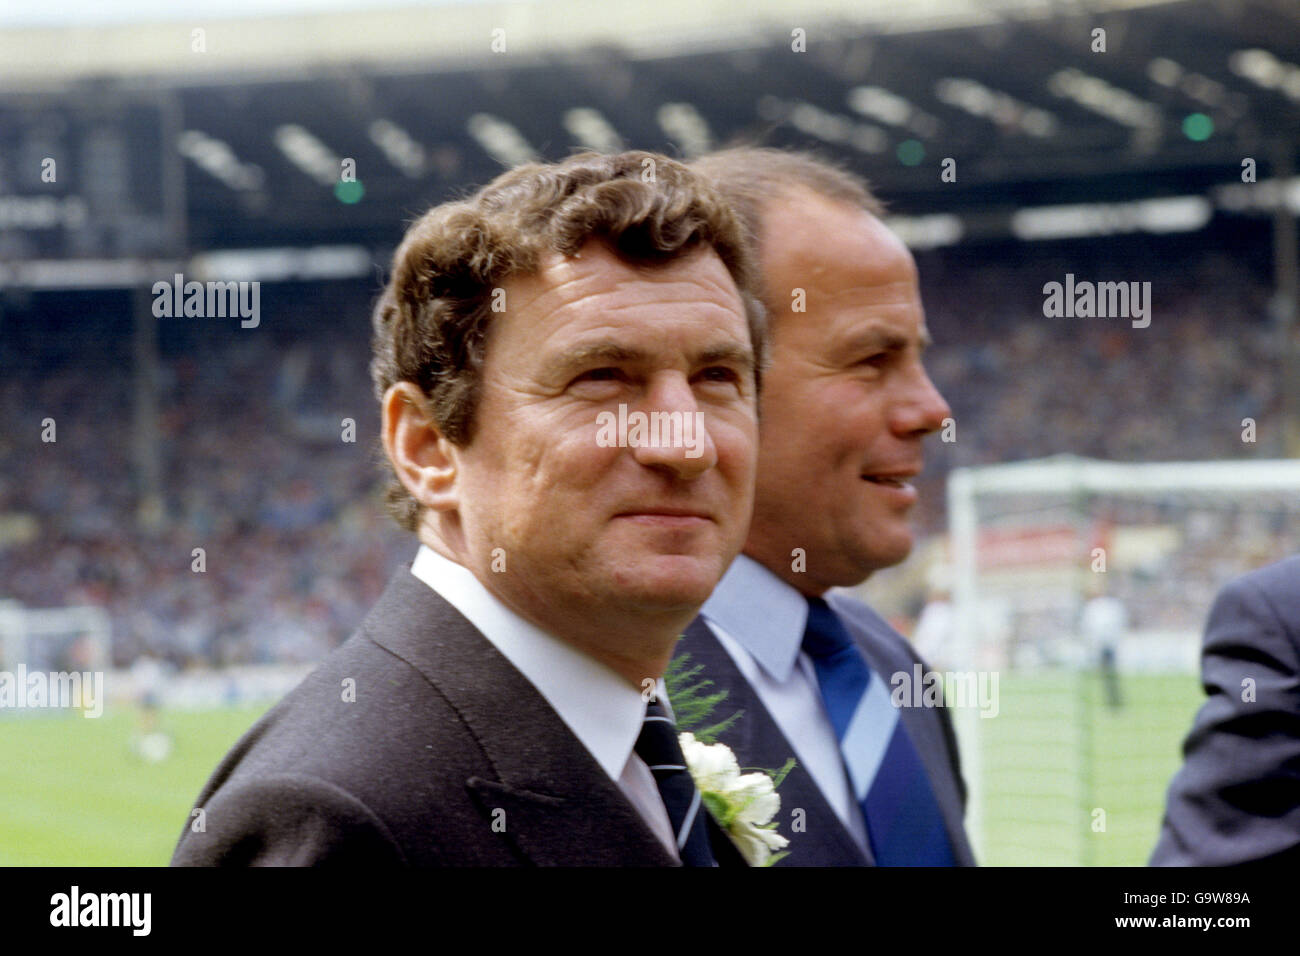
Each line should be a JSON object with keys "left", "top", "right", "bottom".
{"left": 802, "top": 596, "right": 956, "bottom": 866}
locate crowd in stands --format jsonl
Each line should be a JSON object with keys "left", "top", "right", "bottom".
{"left": 914, "top": 243, "right": 1286, "bottom": 536}
{"left": 0, "top": 242, "right": 1293, "bottom": 667}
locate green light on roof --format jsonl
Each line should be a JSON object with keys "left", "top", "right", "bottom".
{"left": 1183, "top": 113, "right": 1213, "bottom": 142}
{"left": 335, "top": 179, "right": 365, "bottom": 204}
{"left": 897, "top": 139, "right": 925, "bottom": 166}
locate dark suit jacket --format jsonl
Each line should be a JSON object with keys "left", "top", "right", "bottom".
{"left": 172, "top": 568, "right": 743, "bottom": 866}
{"left": 1150, "top": 555, "right": 1300, "bottom": 866}
{"left": 675, "top": 590, "right": 976, "bottom": 866}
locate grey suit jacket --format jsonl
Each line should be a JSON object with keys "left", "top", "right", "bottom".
{"left": 1150, "top": 555, "right": 1300, "bottom": 866}
{"left": 172, "top": 568, "right": 743, "bottom": 866}
{"left": 676, "top": 590, "right": 976, "bottom": 866}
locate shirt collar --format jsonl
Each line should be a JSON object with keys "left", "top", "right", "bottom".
{"left": 700, "top": 553, "right": 810, "bottom": 682}
{"left": 409, "top": 544, "right": 647, "bottom": 782}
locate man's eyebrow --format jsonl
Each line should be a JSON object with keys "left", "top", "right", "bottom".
{"left": 549, "top": 344, "right": 646, "bottom": 372}
{"left": 841, "top": 324, "right": 933, "bottom": 353}
{"left": 547, "top": 341, "right": 756, "bottom": 374}
{"left": 697, "top": 343, "right": 757, "bottom": 373}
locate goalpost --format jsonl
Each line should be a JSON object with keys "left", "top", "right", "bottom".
{"left": 946, "top": 455, "right": 1300, "bottom": 865}
{"left": 0, "top": 600, "right": 112, "bottom": 713}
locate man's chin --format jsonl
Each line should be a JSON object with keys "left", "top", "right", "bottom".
{"left": 852, "top": 534, "right": 913, "bottom": 578}
{"left": 607, "top": 553, "right": 727, "bottom": 612}
{"left": 811, "top": 524, "right": 914, "bottom": 586}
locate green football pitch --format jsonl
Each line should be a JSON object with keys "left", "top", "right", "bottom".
{"left": 0, "top": 705, "right": 272, "bottom": 866}
{"left": 0, "top": 673, "right": 1204, "bottom": 866}
{"left": 971, "top": 671, "right": 1204, "bottom": 866}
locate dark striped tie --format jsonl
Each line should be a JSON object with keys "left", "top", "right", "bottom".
{"left": 802, "top": 596, "right": 956, "bottom": 866}
{"left": 635, "top": 698, "right": 717, "bottom": 866}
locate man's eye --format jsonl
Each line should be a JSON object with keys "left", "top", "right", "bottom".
{"left": 697, "top": 366, "right": 741, "bottom": 384}
{"left": 574, "top": 367, "right": 623, "bottom": 384}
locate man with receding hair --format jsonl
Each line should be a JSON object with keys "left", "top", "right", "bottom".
{"left": 172, "top": 151, "right": 765, "bottom": 867}
{"left": 675, "top": 147, "right": 976, "bottom": 866}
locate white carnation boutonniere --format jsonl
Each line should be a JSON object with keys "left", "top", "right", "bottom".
{"left": 678, "top": 731, "right": 794, "bottom": 866}
{"left": 664, "top": 646, "right": 796, "bottom": 866}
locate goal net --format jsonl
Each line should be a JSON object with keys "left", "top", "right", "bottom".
{"left": 945, "top": 454, "right": 1300, "bottom": 865}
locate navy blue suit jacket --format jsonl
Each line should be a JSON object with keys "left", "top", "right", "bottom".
{"left": 676, "top": 590, "right": 976, "bottom": 866}
{"left": 1151, "top": 555, "right": 1300, "bottom": 865}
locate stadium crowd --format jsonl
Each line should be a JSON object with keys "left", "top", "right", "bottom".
{"left": 0, "top": 242, "right": 1292, "bottom": 667}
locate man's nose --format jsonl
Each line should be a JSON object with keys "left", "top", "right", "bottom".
{"left": 892, "top": 362, "right": 952, "bottom": 438}
{"left": 629, "top": 374, "right": 718, "bottom": 479}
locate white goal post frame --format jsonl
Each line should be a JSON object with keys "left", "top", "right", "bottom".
{"left": 946, "top": 454, "right": 1300, "bottom": 862}
{"left": 0, "top": 600, "right": 112, "bottom": 674}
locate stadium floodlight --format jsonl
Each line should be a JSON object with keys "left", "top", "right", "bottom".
{"left": 847, "top": 85, "right": 910, "bottom": 127}
{"left": 848, "top": 85, "right": 941, "bottom": 139}
{"left": 1147, "top": 56, "right": 1228, "bottom": 108}
{"left": 178, "top": 130, "right": 263, "bottom": 191}
{"left": 1010, "top": 196, "right": 1212, "bottom": 240}
{"left": 758, "top": 96, "right": 888, "bottom": 154}
{"left": 273, "top": 124, "right": 341, "bottom": 186}
{"left": 655, "top": 103, "right": 713, "bottom": 159}
{"left": 1047, "top": 68, "right": 1162, "bottom": 130}
{"left": 0, "top": 195, "right": 87, "bottom": 231}
{"left": 1216, "top": 176, "right": 1300, "bottom": 215}
{"left": 1179, "top": 74, "right": 1226, "bottom": 108}
{"left": 191, "top": 246, "right": 371, "bottom": 283}
{"left": 946, "top": 455, "right": 1300, "bottom": 865}
{"left": 1147, "top": 57, "right": 1183, "bottom": 87}
{"left": 789, "top": 102, "right": 853, "bottom": 144}
{"left": 934, "top": 77, "right": 1057, "bottom": 138}
{"left": 368, "top": 119, "right": 425, "bottom": 178}
{"left": 466, "top": 113, "right": 538, "bottom": 168}
{"left": 562, "top": 108, "right": 624, "bottom": 154}
{"left": 885, "top": 214, "right": 964, "bottom": 249}
{"left": 1230, "top": 48, "right": 1300, "bottom": 102}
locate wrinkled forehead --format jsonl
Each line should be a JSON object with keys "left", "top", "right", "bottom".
{"left": 483, "top": 239, "right": 753, "bottom": 373}
{"left": 509, "top": 239, "right": 741, "bottom": 314}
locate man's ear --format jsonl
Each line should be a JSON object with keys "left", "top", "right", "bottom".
{"left": 381, "top": 382, "right": 459, "bottom": 513}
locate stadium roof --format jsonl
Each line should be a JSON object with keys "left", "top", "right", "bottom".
{"left": 0, "top": 1, "right": 1188, "bottom": 75}
{"left": 1, "top": 0, "right": 1298, "bottom": 269}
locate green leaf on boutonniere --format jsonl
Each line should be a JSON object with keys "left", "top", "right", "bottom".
{"left": 664, "top": 651, "right": 742, "bottom": 744}
{"left": 700, "top": 790, "right": 732, "bottom": 828}
{"left": 668, "top": 636, "right": 798, "bottom": 867}
{"left": 739, "top": 757, "right": 797, "bottom": 790}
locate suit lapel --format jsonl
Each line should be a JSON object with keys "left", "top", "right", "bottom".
{"left": 366, "top": 571, "right": 677, "bottom": 866}
{"left": 676, "top": 617, "right": 871, "bottom": 865}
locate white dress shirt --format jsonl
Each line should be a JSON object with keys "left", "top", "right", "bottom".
{"left": 699, "top": 554, "right": 871, "bottom": 854}
{"left": 409, "top": 545, "right": 679, "bottom": 860}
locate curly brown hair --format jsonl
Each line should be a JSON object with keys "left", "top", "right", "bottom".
{"left": 370, "top": 149, "right": 767, "bottom": 531}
